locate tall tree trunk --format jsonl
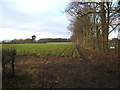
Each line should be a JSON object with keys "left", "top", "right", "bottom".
{"left": 106, "top": 2, "right": 110, "bottom": 52}
{"left": 100, "top": 2, "right": 108, "bottom": 52}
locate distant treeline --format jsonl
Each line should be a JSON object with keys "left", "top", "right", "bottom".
{"left": 1, "top": 38, "right": 71, "bottom": 44}
{"left": 39, "top": 38, "right": 71, "bottom": 42}
{"left": 1, "top": 41, "right": 47, "bottom": 44}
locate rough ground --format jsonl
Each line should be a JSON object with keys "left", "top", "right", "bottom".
{"left": 2, "top": 47, "right": 119, "bottom": 88}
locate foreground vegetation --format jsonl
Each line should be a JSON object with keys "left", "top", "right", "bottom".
{"left": 2, "top": 43, "right": 80, "bottom": 57}
{"left": 2, "top": 47, "right": 118, "bottom": 88}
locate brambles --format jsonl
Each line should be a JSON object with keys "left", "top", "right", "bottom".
{"left": 2, "top": 43, "right": 80, "bottom": 57}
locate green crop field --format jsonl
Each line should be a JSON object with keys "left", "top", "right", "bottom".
{"left": 2, "top": 42, "right": 80, "bottom": 57}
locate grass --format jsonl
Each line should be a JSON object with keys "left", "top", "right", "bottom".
{"left": 2, "top": 42, "right": 80, "bottom": 57}
{"left": 2, "top": 43, "right": 118, "bottom": 88}
{"left": 3, "top": 56, "right": 78, "bottom": 88}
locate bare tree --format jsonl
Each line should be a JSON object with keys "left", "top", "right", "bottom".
{"left": 65, "top": 1, "right": 119, "bottom": 53}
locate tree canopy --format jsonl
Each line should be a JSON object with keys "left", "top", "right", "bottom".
{"left": 65, "top": 1, "right": 119, "bottom": 53}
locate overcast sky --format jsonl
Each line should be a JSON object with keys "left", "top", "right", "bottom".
{"left": 0, "top": 0, "right": 71, "bottom": 41}
{"left": 0, "top": 0, "right": 118, "bottom": 41}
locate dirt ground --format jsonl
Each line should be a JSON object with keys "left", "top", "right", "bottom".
{"left": 2, "top": 47, "right": 119, "bottom": 88}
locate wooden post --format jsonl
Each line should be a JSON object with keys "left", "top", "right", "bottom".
{"left": 11, "top": 58, "right": 15, "bottom": 77}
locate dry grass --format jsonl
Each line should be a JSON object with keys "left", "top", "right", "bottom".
{"left": 2, "top": 47, "right": 119, "bottom": 89}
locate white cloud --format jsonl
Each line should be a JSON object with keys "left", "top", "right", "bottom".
{"left": 15, "top": 0, "right": 69, "bottom": 14}
{"left": 0, "top": 27, "right": 70, "bottom": 41}
{"left": 51, "top": 16, "right": 68, "bottom": 23}
{"left": 0, "top": 0, "right": 14, "bottom": 2}
{"left": 16, "top": 0, "right": 52, "bottom": 13}
{"left": 0, "top": 0, "right": 71, "bottom": 41}
{"left": 109, "top": 31, "right": 118, "bottom": 39}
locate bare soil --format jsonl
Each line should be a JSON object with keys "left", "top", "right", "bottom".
{"left": 2, "top": 47, "right": 119, "bottom": 89}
